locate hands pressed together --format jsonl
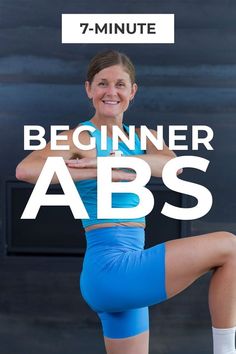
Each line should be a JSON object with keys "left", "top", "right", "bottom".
{"left": 65, "top": 157, "right": 136, "bottom": 182}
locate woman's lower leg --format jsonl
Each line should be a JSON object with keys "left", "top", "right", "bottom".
{"left": 209, "top": 256, "right": 236, "bottom": 328}
{"left": 208, "top": 234, "right": 236, "bottom": 354}
{"left": 165, "top": 231, "right": 236, "bottom": 354}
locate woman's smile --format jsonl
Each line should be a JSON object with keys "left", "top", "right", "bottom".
{"left": 85, "top": 64, "right": 137, "bottom": 119}
{"left": 102, "top": 100, "right": 120, "bottom": 105}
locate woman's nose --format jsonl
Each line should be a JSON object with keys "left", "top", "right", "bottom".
{"left": 105, "top": 85, "right": 117, "bottom": 95}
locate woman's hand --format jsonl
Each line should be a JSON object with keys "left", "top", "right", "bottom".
{"left": 112, "top": 169, "right": 136, "bottom": 182}
{"left": 65, "top": 157, "right": 136, "bottom": 181}
{"left": 65, "top": 157, "right": 97, "bottom": 169}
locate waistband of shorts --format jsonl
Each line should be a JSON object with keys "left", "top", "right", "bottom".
{"left": 84, "top": 226, "right": 145, "bottom": 251}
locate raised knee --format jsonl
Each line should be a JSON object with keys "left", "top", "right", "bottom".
{"left": 215, "top": 231, "right": 236, "bottom": 260}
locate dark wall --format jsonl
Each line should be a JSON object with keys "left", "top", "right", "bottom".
{"left": 0, "top": 2, "right": 236, "bottom": 353}
{"left": 1, "top": 0, "right": 236, "bottom": 237}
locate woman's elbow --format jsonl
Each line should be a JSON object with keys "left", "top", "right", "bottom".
{"left": 177, "top": 168, "right": 183, "bottom": 175}
{"left": 168, "top": 154, "right": 183, "bottom": 175}
{"left": 15, "top": 163, "right": 29, "bottom": 182}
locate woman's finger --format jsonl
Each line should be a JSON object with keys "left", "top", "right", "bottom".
{"left": 65, "top": 159, "right": 82, "bottom": 164}
{"left": 112, "top": 170, "right": 136, "bottom": 182}
{"left": 65, "top": 158, "right": 97, "bottom": 168}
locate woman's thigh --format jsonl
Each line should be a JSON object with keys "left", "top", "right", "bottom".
{"left": 98, "top": 308, "right": 149, "bottom": 354}
{"left": 165, "top": 231, "right": 235, "bottom": 298}
{"left": 97, "top": 307, "right": 149, "bottom": 339}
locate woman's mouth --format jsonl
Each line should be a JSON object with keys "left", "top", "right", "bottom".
{"left": 102, "top": 100, "right": 120, "bottom": 105}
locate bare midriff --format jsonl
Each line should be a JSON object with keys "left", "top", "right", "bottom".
{"left": 85, "top": 221, "right": 145, "bottom": 232}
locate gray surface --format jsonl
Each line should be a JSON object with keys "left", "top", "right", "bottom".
{"left": 1, "top": 0, "right": 236, "bottom": 236}
{"left": 0, "top": 257, "right": 212, "bottom": 354}
{"left": 0, "top": 1, "right": 235, "bottom": 353}
{"left": 0, "top": 316, "right": 212, "bottom": 354}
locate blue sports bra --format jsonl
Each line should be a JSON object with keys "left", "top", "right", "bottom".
{"left": 75, "top": 120, "right": 146, "bottom": 228}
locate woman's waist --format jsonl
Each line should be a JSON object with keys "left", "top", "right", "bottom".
{"left": 85, "top": 221, "right": 145, "bottom": 232}
{"left": 84, "top": 225, "right": 145, "bottom": 251}
{"left": 82, "top": 216, "right": 145, "bottom": 229}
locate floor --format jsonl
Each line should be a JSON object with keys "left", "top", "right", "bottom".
{"left": 0, "top": 314, "right": 212, "bottom": 354}
{"left": 0, "top": 256, "right": 213, "bottom": 354}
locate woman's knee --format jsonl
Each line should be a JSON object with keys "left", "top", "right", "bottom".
{"left": 213, "top": 231, "right": 236, "bottom": 262}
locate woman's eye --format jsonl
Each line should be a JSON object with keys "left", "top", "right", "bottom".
{"left": 98, "top": 82, "right": 106, "bottom": 86}
{"left": 117, "top": 83, "right": 125, "bottom": 87}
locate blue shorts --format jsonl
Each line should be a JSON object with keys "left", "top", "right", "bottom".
{"left": 80, "top": 226, "right": 167, "bottom": 339}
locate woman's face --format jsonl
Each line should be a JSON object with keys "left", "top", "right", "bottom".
{"left": 85, "top": 65, "right": 137, "bottom": 119}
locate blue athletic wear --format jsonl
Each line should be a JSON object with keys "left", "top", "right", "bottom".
{"left": 76, "top": 120, "right": 167, "bottom": 339}
{"left": 80, "top": 226, "right": 167, "bottom": 338}
{"left": 75, "top": 120, "right": 146, "bottom": 228}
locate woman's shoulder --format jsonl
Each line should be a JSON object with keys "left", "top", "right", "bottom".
{"left": 134, "top": 126, "right": 154, "bottom": 137}
{"left": 134, "top": 126, "right": 157, "bottom": 138}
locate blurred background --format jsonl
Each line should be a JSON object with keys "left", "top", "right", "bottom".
{"left": 0, "top": 1, "right": 236, "bottom": 353}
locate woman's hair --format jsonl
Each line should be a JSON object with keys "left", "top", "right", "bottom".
{"left": 86, "top": 50, "right": 136, "bottom": 84}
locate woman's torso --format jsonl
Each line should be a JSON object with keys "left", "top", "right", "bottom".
{"left": 75, "top": 120, "right": 146, "bottom": 231}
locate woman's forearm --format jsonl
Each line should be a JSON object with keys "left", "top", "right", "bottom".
{"left": 16, "top": 156, "right": 97, "bottom": 184}
{"left": 16, "top": 153, "right": 179, "bottom": 184}
{"left": 131, "top": 154, "right": 176, "bottom": 178}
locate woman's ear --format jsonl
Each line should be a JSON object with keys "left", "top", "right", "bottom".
{"left": 85, "top": 81, "right": 92, "bottom": 99}
{"left": 130, "top": 83, "right": 138, "bottom": 100}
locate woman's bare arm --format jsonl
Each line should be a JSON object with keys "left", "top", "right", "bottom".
{"left": 16, "top": 128, "right": 136, "bottom": 184}
{"left": 132, "top": 128, "right": 182, "bottom": 177}
{"left": 15, "top": 129, "right": 98, "bottom": 184}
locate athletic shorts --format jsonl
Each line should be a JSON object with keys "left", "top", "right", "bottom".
{"left": 80, "top": 226, "right": 167, "bottom": 339}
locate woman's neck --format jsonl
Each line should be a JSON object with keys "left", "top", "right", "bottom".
{"left": 90, "top": 113, "right": 124, "bottom": 134}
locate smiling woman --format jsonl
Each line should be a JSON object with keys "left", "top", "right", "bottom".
{"left": 85, "top": 64, "right": 137, "bottom": 120}
{"left": 15, "top": 50, "right": 236, "bottom": 354}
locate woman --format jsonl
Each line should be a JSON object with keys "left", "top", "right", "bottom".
{"left": 16, "top": 50, "right": 236, "bottom": 354}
